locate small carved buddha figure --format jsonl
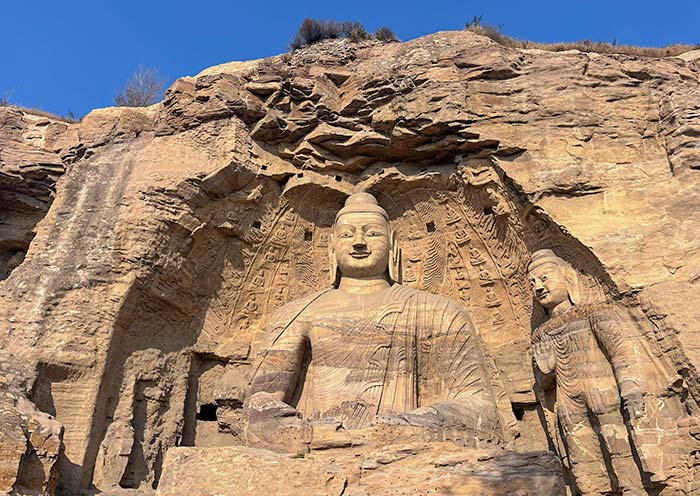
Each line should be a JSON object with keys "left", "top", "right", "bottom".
{"left": 469, "top": 246, "right": 485, "bottom": 266}
{"left": 246, "top": 192, "right": 512, "bottom": 450}
{"left": 455, "top": 228, "right": 471, "bottom": 246}
{"left": 529, "top": 249, "right": 696, "bottom": 495}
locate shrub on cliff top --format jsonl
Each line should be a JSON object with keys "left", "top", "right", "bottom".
{"left": 0, "top": 89, "right": 12, "bottom": 106}
{"left": 290, "top": 19, "right": 347, "bottom": 50}
{"left": 115, "top": 66, "right": 165, "bottom": 107}
{"left": 290, "top": 18, "right": 397, "bottom": 50}
{"left": 345, "top": 21, "right": 371, "bottom": 43}
{"left": 374, "top": 27, "right": 398, "bottom": 42}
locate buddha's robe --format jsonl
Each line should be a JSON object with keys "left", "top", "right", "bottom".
{"left": 250, "top": 284, "right": 509, "bottom": 441}
{"left": 533, "top": 302, "right": 677, "bottom": 422}
{"left": 532, "top": 302, "right": 686, "bottom": 493}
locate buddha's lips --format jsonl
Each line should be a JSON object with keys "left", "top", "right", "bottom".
{"left": 350, "top": 251, "right": 371, "bottom": 259}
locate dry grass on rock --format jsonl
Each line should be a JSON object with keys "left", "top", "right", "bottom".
{"left": 0, "top": 103, "right": 80, "bottom": 123}
{"left": 467, "top": 24, "right": 698, "bottom": 58}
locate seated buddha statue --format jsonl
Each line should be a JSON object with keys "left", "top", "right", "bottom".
{"left": 245, "top": 192, "right": 514, "bottom": 450}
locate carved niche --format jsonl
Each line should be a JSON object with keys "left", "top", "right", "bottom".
{"left": 192, "top": 159, "right": 588, "bottom": 434}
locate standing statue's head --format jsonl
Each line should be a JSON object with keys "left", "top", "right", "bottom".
{"left": 527, "top": 249, "right": 581, "bottom": 315}
{"left": 331, "top": 192, "right": 401, "bottom": 285}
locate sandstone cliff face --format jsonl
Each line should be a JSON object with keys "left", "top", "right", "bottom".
{"left": 0, "top": 108, "right": 75, "bottom": 280}
{"left": 156, "top": 444, "right": 565, "bottom": 496}
{"left": 0, "top": 31, "right": 698, "bottom": 494}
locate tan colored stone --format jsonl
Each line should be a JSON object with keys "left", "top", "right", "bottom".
{"left": 528, "top": 249, "right": 700, "bottom": 494}
{"left": 0, "top": 406, "right": 25, "bottom": 494}
{"left": 677, "top": 49, "right": 700, "bottom": 62}
{"left": 0, "top": 352, "right": 64, "bottom": 495}
{"left": 156, "top": 444, "right": 564, "bottom": 496}
{"left": 247, "top": 192, "right": 516, "bottom": 452}
{"left": 0, "top": 30, "right": 699, "bottom": 495}
{"left": 0, "top": 108, "right": 73, "bottom": 281}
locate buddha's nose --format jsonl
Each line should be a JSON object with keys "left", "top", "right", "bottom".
{"left": 352, "top": 231, "right": 367, "bottom": 250}
{"left": 353, "top": 241, "right": 368, "bottom": 252}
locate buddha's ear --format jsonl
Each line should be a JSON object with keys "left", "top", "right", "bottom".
{"left": 388, "top": 230, "right": 402, "bottom": 285}
{"left": 329, "top": 233, "right": 340, "bottom": 287}
{"left": 563, "top": 266, "right": 582, "bottom": 306}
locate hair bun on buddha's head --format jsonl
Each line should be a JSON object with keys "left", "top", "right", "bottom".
{"left": 528, "top": 249, "right": 570, "bottom": 271}
{"left": 335, "top": 191, "right": 389, "bottom": 223}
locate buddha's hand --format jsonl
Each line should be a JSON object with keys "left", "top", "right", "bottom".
{"left": 372, "top": 402, "right": 499, "bottom": 445}
{"left": 621, "top": 393, "right": 646, "bottom": 420}
{"left": 246, "top": 391, "right": 301, "bottom": 421}
{"left": 370, "top": 407, "right": 443, "bottom": 428}
{"left": 398, "top": 406, "right": 444, "bottom": 428}
{"left": 618, "top": 378, "right": 646, "bottom": 420}
{"left": 372, "top": 403, "right": 482, "bottom": 429}
{"left": 410, "top": 401, "right": 499, "bottom": 431}
{"left": 244, "top": 392, "right": 312, "bottom": 452}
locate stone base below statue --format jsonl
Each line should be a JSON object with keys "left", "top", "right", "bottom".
{"left": 156, "top": 443, "right": 564, "bottom": 496}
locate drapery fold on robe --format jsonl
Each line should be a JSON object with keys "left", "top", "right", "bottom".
{"left": 250, "top": 284, "right": 515, "bottom": 442}
{"left": 532, "top": 302, "right": 679, "bottom": 420}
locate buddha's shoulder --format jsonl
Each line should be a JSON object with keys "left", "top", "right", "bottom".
{"left": 268, "top": 288, "right": 333, "bottom": 327}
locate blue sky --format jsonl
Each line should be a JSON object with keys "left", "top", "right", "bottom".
{"left": 3, "top": 1, "right": 699, "bottom": 118}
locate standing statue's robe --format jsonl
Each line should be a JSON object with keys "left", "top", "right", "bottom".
{"left": 532, "top": 302, "right": 689, "bottom": 493}
{"left": 250, "top": 284, "right": 514, "bottom": 442}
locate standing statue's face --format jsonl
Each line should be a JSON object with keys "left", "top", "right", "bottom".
{"left": 333, "top": 212, "right": 391, "bottom": 278}
{"left": 528, "top": 263, "right": 569, "bottom": 310}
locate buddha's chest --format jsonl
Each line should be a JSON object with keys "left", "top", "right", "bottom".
{"left": 535, "top": 320, "right": 613, "bottom": 379}
{"left": 307, "top": 316, "right": 408, "bottom": 368}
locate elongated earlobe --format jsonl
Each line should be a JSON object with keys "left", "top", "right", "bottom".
{"left": 329, "top": 236, "right": 340, "bottom": 287}
{"left": 563, "top": 266, "right": 582, "bottom": 305}
{"left": 388, "top": 231, "right": 402, "bottom": 284}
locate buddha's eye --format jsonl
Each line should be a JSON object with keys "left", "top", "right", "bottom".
{"left": 337, "top": 231, "right": 353, "bottom": 238}
{"left": 541, "top": 275, "right": 548, "bottom": 282}
{"left": 367, "top": 230, "right": 383, "bottom": 237}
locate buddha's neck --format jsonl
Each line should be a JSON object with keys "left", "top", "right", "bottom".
{"left": 550, "top": 299, "right": 573, "bottom": 317}
{"left": 338, "top": 275, "right": 391, "bottom": 295}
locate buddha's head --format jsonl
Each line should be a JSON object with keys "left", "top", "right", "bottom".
{"left": 331, "top": 192, "right": 400, "bottom": 284}
{"left": 527, "top": 249, "right": 581, "bottom": 314}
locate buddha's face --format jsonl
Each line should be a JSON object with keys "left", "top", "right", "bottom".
{"left": 528, "top": 262, "right": 569, "bottom": 310}
{"left": 333, "top": 212, "right": 391, "bottom": 278}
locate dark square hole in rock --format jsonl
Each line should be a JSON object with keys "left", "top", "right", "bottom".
{"left": 252, "top": 220, "right": 261, "bottom": 229}
{"left": 426, "top": 221, "right": 436, "bottom": 233}
{"left": 483, "top": 205, "right": 494, "bottom": 216}
{"left": 512, "top": 405, "right": 525, "bottom": 421}
{"left": 335, "top": 175, "right": 342, "bottom": 182}
{"left": 304, "top": 230, "right": 313, "bottom": 241}
{"left": 261, "top": 165, "right": 268, "bottom": 170}
{"left": 197, "top": 404, "right": 218, "bottom": 421}
{"left": 297, "top": 172, "right": 304, "bottom": 178}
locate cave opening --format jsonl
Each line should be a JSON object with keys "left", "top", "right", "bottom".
{"left": 197, "top": 404, "right": 218, "bottom": 422}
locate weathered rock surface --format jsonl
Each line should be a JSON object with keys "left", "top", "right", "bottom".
{"left": 0, "top": 108, "right": 76, "bottom": 280}
{"left": 0, "top": 30, "right": 699, "bottom": 494}
{"left": 0, "top": 351, "right": 64, "bottom": 495}
{"left": 156, "top": 444, "right": 564, "bottom": 496}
